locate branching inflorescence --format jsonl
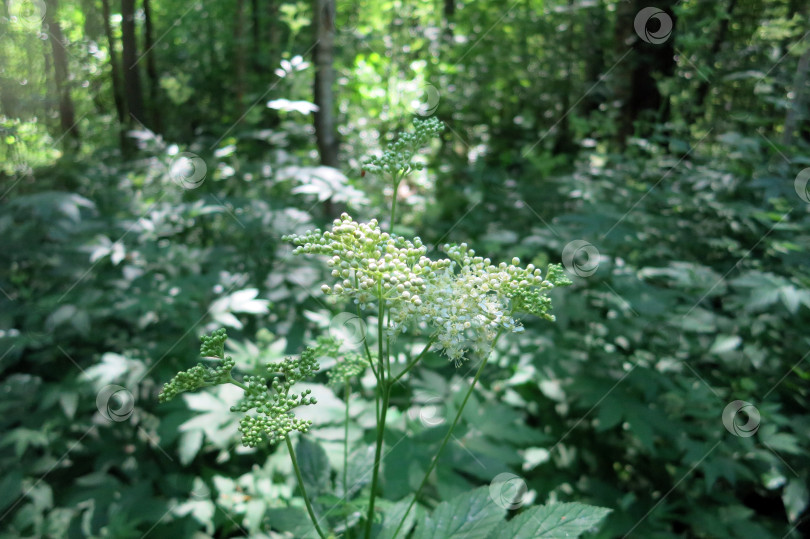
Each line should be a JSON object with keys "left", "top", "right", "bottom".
{"left": 159, "top": 328, "right": 322, "bottom": 447}
{"left": 284, "top": 217, "right": 571, "bottom": 365}
{"left": 158, "top": 329, "right": 235, "bottom": 402}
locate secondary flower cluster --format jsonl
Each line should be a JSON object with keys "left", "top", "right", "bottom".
{"left": 158, "top": 329, "right": 236, "bottom": 403}
{"left": 361, "top": 117, "right": 444, "bottom": 179}
{"left": 159, "top": 329, "right": 323, "bottom": 447}
{"left": 327, "top": 353, "right": 368, "bottom": 388}
{"left": 286, "top": 215, "right": 571, "bottom": 365}
{"left": 238, "top": 346, "right": 321, "bottom": 447}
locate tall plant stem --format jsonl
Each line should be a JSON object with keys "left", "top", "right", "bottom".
{"left": 391, "top": 332, "right": 504, "bottom": 538}
{"left": 285, "top": 436, "right": 327, "bottom": 539}
{"left": 343, "top": 380, "right": 351, "bottom": 536}
{"left": 364, "top": 294, "right": 388, "bottom": 538}
{"left": 390, "top": 337, "right": 436, "bottom": 386}
{"left": 364, "top": 380, "right": 390, "bottom": 538}
{"left": 389, "top": 172, "right": 401, "bottom": 234}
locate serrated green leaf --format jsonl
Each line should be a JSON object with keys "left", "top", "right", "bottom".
{"left": 413, "top": 486, "right": 506, "bottom": 539}
{"left": 266, "top": 506, "right": 319, "bottom": 536}
{"left": 374, "top": 495, "right": 418, "bottom": 539}
{"left": 487, "top": 502, "right": 611, "bottom": 539}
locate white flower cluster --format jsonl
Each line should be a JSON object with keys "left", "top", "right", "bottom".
{"left": 416, "top": 244, "right": 563, "bottom": 365}
{"left": 285, "top": 214, "right": 571, "bottom": 366}
{"left": 283, "top": 214, "right": 450, "bottom": 310}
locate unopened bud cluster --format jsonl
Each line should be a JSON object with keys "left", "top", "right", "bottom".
{"left": 286, "top": 216, "right": 571, "bottom": 366}
{"left": 327, "top": 352, "right": 368, "bottom": 388}
{"left": 237, "top": 347, "right": 321, "bottom": 447}
{"left": 361, "top": 117, "right": 444, "bottom": 179}
{"left": 160, "top": 329, "right": 323, "bottom": 448}
{"left": 159, "top": 329, "right": 235, "bottom": 403}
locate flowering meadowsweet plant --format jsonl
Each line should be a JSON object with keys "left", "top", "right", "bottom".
{"left": 159, "top": 118, "right": 611, "bottom": 539}
{"left": 285, "top": 217, "right": 570, "bottom": 365}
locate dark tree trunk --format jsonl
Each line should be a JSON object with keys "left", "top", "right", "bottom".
{"left": 121, "top": 0, "right": 146, "bottom": 127}
{"left": 267, "top": 0, "right": 281, "bottom": 64}
{"left": 613, "top": 0, "right": 676, "bottom": 148}
{"left": 443, "top": 0, "right": 454, "bottom": 39}
{"left": 101, "top": 0, "right": 127, "bottom": 150}
{"left": 44, "top": 0, "right": 80, "bottom": 150}
{"left": 694, "top": 0, "right": 737, "bottom": 114}
{"left": 101, "top": 0, "right": 126, "bottom": 124}
{"left": 312, "top": 0, "right": 339, "bottom": 167}
{"left": 782, "top": 46, "right": 810, "bottom": 146}
{"left": 233, "top": 0, "right": 246, "bottom": 115}
{"left": 251, "top": 0, "right": 261, "bottom": 70}
{"left": 143, "top": 0, "right": 161, "bottom": 133}
{"left": 581, "top": 0, "right": 605, "bottom": 116}
{"left": 553, "top": 0, "right": 578, "bottom": 156}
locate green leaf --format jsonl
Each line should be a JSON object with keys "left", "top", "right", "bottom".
{"left": 487, "top": 502, "right": 611, "bottom": 539}
{"left": 177, "top": 428, "right": 204, "bottom": 466}
{"left": 710, "top": 335, "right": 742, "bottom": 354}
{"left": 375, "top": 496, "right": 419, "bottom": 539}
{"left": 297, "top": 436, "right": 331, "bottom": 496}
{"left": 266, "top": 506, "right": 319, "bottom": 536}
{"left": 782, "top": 479, "right": 809, "bottom": 523}
{"left": 0, "top": 469, "right": 23, "bottom": 513}
{"left": 413, "top": 486, "right": 506, "bottom": 539}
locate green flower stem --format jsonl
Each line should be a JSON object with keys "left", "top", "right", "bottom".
{"left": 386, "top": 334, "right": 392, "bottom": 379}
{"left": 389, "top": 171, "right": 400, "bottom": 234}
{"left": 363, "top": 297, "right": 389, "bottom": 539}
{"left": 390, "top": 337, "right": 437, "bottom": 386}
{"left": 391, "top": 331, "right": 505, "bottom": 539}
{"left": 285, "top": 436, "right": 327, "bottom": 539}
{"left": 343, "top": 380, "right": 351, "bottom": 536}
{"left": 364, "top": 380, "right": 390, "bottom": 539}
{"left": 357, "top": 304, "right": 378, "bottom": 380}
{"left": 228, "top": 377, "right": 248, "bottom": 391}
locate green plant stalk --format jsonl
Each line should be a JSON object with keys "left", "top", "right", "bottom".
{"left": 228, "top": 377, "right": 248, "bottom": 391}
{"left": 344, "top": 380, "right": 351, "bottom": 536}
{"left": 390, "top": 172, "right": 401, "bottom": 233}
{"left": 390, "top": 337, "right": 436, "bottom": 386}
{"left": 363, "top": 295, "right": 388, "bottom": 539}
{"left": 285, "top": 436, "right": 327, "bottom": 539}
{"left": 391, "top": 331, "right": 505, "bottom": 538}
{"left": 364, "top": 381, "right": 390, "bottom": 538}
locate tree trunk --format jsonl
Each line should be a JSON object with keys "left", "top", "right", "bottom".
{"left": 233, "top": 0, "right": 246, "bottom": 116}
{"left": 121, "top": 0, "right": 146, "bottom": 127}
{"left": 143, "top": 0, "right": 161, "bottom": 133}
{"left": 251, "top": 0, "right": 261, "bottom": 71}
{"left": 782, "top": 46, "right": 810, "bottom": 146}
{"left": 694, "top": 0, "right": 736, "bottom": 114}
{"left": 553, "top": 0, "right": 577, "bottom": 156}
{"left": 581, "top": 0, "right": 605, "bottom": 116}
{"left": 101, "top": 0, "right": 127, "bottom": 150}
{"left": 443, "top": 0, "right": 454, "bottom": 40}
{"left": 613, "top": 0, "right": 676, "bottom": 148}
{"left": 44, "top": 0, "right": 80, "bottom": 150}
{"left": 312, "top": 0, "right": 339, "bottom": 167}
